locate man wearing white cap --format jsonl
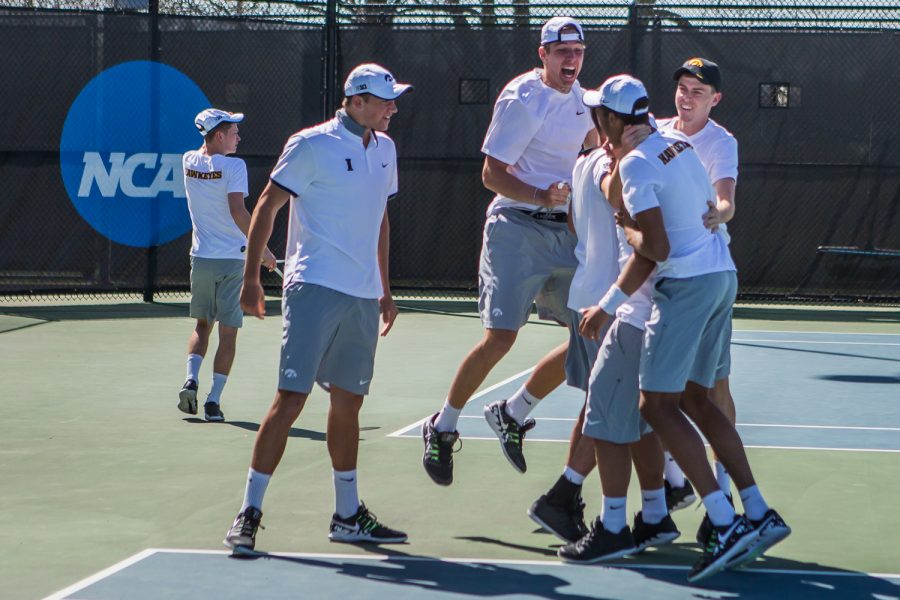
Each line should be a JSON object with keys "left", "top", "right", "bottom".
{"left": 179, "top": 109, "right": 276, "bottom": 422}
{"left": 578, "top": 74, "right": 790, "bottom": 582}
{"left": 223, "top": 64, "right": 412, "bottom": 553}
{"left": 422, "top": 16, "right": 597, "bottom": 488}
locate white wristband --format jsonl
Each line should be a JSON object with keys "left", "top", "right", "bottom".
{"left": 597, "top": 285, "right": 630, "bottom": 315}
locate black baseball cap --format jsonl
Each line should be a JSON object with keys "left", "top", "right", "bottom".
{"left": 673, "top": 57, "right": 722, "bottom": 91}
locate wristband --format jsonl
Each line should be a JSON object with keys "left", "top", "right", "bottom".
{"left": 597, "top": 284, "right": 630, "bottom": 315}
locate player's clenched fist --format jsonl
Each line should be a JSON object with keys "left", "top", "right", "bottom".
{"left": 537, "top": 181, "right": 571, "bottom": 208}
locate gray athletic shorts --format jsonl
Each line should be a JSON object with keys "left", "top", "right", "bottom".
{"left": 640, "top": 271, "right": 738, "bottom": 393}
{"left": 189, "top": 256, "right": 245, "bottom": 328}
{"left": 478, "top": 208, "right": 577, "bottom": 331}
{"left": 583, "top": 319, "right": 652, "bottom": 444}
{"left": 716, "top": 318, "right": 732, "bottom": 381}
{"left": 565, "top": 309, "right": 608, "bottom": 392}
{"left": 278, "top": 283, "right": 379, "bottom": 396}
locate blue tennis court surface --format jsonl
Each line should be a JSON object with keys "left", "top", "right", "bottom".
{"left": 390, "top": 330, "right": 900, "bottom": 452}
{"left": 44, "top": 549, "right": 900, "bottom": 600}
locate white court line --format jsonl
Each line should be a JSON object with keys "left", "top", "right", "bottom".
{"left": 386, "top": 367, "right": 535, "bottom": 437}
{"left": 458, "top": 416, "right": 900, "bottom": 433}
{"left": 733, "top": 329, "right": 900, "bottom": 337}
{"left": 43, "top": 548, "right": 159, "bottom": 600}
{"left": 45, "top": 547, "right": 900, "bottom": 590}
{"left": 733, "top": 338, "right": 900, "bottom": 346}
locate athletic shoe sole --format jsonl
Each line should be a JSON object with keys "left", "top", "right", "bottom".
{"left": 205, "top": 414, "right": 225, "bottom": 422}
{"left": 483, "top": 404, "right": 525, "bottom": 474}
{"left": 328, "top": 532, "right": 408, "bottom": 544}
{"left": 557, "top": 545, "right": 637, "bottom": 564}
{"left": 178, "top": 389, "right": 198, "bottom": 415}
{"left": 687, "top": 530, "right": 759, "bottom": 583}
{"left": 634, "top": 530, "right": 681, "bottom": 553}
{"left": 727, "top": 523, "right": 792, "bottom": 569}
{"left": 527, "top": 506, "right": 580, "bottom": 544}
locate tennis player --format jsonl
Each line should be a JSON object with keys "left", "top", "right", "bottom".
{"left": 179, "top": 109, "right": 276, "bottom": 422}
{"left": 223, "top": 64, "right": 411, "bottom": 553}
{"left": 422, "top": 16, "right": 596, "bottom": 485}
{"left": 579, "top": 74, "right": 790, "bottom": 581}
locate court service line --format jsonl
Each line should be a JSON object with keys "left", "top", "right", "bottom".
{"left": 733, "top": 329, "right": 900, "bottom": 338}
{"left": 459, "top": 416, "right": 900, "bottom": 432}
{"left": 43, "top": 548, "right": 159, "bottom": 600}
{"left": 386, "top": 367, "right": 536, "bottom": 437}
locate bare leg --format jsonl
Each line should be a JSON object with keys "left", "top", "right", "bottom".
{"left": 213, "top": 324, "right": 239, "bottom": 376}
{"left": 593, "top": 439, "right": 632, "bottom": 498}
{"left": 187, "top": 319, "right": 212, "bottom": 357}
{"left": 566, "top": 402, "right": 597, "bottom": 475}
{"left": 522, "top": 341, "right": 568, "bottom": 398}
{"left": 630, "top": 432, "right": 665, "bottom": 491}
{"left": 446, "top": 328, "right": 517, "bottom": 408}
{"left": 251, "top": 390, "right": 308, "bottom": 474}
{"left": 327, "top": 386, "right": 364, "bottom": 471}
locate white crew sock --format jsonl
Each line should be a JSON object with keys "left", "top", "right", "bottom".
{"left": 702, "top": 490, "right": 737, "bottom": 527}
{"left": 504, "top": 384, "right": 541, "bottom": 425}
{"left": 563, "top": 465, "right": 586, "bottom": 486}
{"left": 434, "top": 400, "right": 461, "bottom": 433}
{"left": 207, "top": 373, "right": 228, "bottom": 404}
{"left": 664, "top": 451, "right": 686, "bottom": 488}
{"left": 186, "top": 354, "right": 203, "bottom": 382}
{"left": 241, "top": 468, "right": 271, "bottom": 512}
{"left": 715, "top": 461, "right": 732, "bottom": 497}
{"left": 601, "top": 495, "right": 628, "bottom": 534}
{"left": 640, "top": 487, "right": 668, "bottom": 525}
{"left": 333, "top": 469, "right": 360, "bottom": 519}
{"left": 739, "top": 485, "right": 769, "bottom": 522}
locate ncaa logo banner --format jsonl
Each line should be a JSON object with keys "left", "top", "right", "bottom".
{"left": 60, "top": 61, "right": 210, "bottom": 247}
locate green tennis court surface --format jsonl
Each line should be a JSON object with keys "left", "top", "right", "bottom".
{"left": 2, "top": 301, "right": 899, "bottom": 599}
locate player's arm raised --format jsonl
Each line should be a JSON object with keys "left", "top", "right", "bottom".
{"left": 241, "top": 181, "right": 291, "bottom": 319}
{"left": 482, "top": 156, "right": 569, "bottom": 209}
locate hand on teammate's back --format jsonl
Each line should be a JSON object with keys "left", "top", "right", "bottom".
{"left": 538, "top": 181, "right": 571, "bottom": 208}
{"left": 703, "top": 200, "right": 722, "bottom": 232}
{"left": 578, "top": 305, "right": 611, "bottom": 341}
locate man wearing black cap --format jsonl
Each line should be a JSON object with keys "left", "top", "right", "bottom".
{"left": 657, "top": 58, "right": 740, "bottom": 528}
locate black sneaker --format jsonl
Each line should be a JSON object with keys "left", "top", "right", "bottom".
{"left": 557, "top": 518, "right": 637, "bottom": 564}
{"left": 422, "top": 413, "right": 460, "bottom": 486}
{"left": 178, "top": 379, "right": 198, "bottom": 415}
{"left": 528, "top": 492, "right": 588, "bottom": 543}
{"left": 665, "top": 479, "right": 697, "bottom": 512}
{"left": 696, "top": 494, "right": 733, "bottom": 545}
{"left": 329, "top": 502, "right": 408, "bottom": 544}
{"left": 223, "top": 506, "right": 264, "bottom": 555}
{"left": 483, "top": 400, "right": 536, "bottom": 473}
{"left": 726, "top": 509, "right": 791, "bottom": 568}
{"left": 204, "top": 401, "right": 225, "bottom": 422}
{"left": 632, "top": 511, "right": 681, "bottom": 552}
{"left": 687, "top": 515, "right": 758, "bottom": 582}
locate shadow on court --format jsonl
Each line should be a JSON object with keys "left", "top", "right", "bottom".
{"left": 732, "top": 341, "right": 900, "bottom": 364}
{"left": 817, "top": 374, "right": 900, "bottom": 384}
{"left": 183, "top": 420, "right": 382, "bottom": 441}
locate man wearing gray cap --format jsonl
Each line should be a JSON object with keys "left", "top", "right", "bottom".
{"left": 179, "top": 109, "right": 277, "bottom": 422}
{"left": 422, "top": 16, "right": 597, "bottom": 491}
{"left": 223, "top": 63, "right": 412, "bottom": 553}
{"left": 577, "top": 74, "right": 790, "bottom": 582}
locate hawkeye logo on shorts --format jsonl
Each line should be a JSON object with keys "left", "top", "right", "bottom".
{"left": 60, "top": 61, "right": 210, "bottom": 247}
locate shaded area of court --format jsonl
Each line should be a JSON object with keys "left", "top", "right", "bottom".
{"left": 48, "top": 550, "right": 900, "bottom": 600}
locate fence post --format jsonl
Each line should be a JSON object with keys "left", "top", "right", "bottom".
{"left": 323, "top": 0, "right": 338, "bottom": 120}
{"left": 143, "top": 0, "right": 161, "bottom": 302}
{"left": 627, "top": 1, "right": 643, "bottom": 75}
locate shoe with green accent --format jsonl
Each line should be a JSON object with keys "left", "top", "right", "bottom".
{"left": 422, "top": 413, "right": 461, "bottom": 486}
{"left": 483, "top": 399, "right": 535, "bottom": 473}
{"left": 328, "top": 502, "right": 408, "bottom": 544}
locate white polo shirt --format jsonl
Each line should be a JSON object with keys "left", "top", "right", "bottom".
{"left": 270, "top": 115, "right": 397, "bottom": 299}
{"left": 567, "top": 148, "right": 619, "bottom": 311}
{"left": 620, "top": 132, "right": 735, "bottom": 280}
{"left": 183, "top": 151, "right": 249, "bottom": 260}
{"left": 656, "top": 117, "right": 738, "bottom": 185}
{"left": 481, "top": 69, "right": 594, "bottom": 216}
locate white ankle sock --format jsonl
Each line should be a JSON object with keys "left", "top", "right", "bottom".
{"left": 739, "top": 485, "right": 769, "bottom": 522}
{"left": 207, "top": 373, "right": 227, "bottom": 404}
{"left": 333, "top": 469, "right": 360, "bottom": 519}
{"left": 434, "top": 400, "right": 461, "bottom": 433}
{"left": 563, "top": 465, "right": 586, "bottom": 486}
{"left": 505, "top": 384, "right": 541, "bottom": 425}
{"left": 241, "top": 468, "right": 271, "bottom": 512}
{"left": 715, "top": 461, "right": 732, "bottom": 496}
{"left": 186, "top": 354, "right": 203, "bottom": 382}
{"left": 702, "top": 490, "right": 737, "bottom": 527}
{"left": 664, "top": 451, "right": 685, "bottom": 488}
{"left": 601, "top": 495, "right": 627, "bottom": 534}
{"left": 640, "top": 488, "right": 667, "bottom": 525}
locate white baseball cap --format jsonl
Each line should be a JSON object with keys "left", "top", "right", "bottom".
{"left": 583, "top": 74, "right": 650, "bottom": 117}
{"left": 343, "top": 63, "right": 413, "bottom": 100}
{"left": 541, "top": 16, "right": 584, "bottom": 45}
{"left": 194, "top": 108, "right": 244, "bottom": 136}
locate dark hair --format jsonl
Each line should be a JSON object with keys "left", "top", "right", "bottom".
{"left": 203, "top": 121, "right": 235, "bottom": 144}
